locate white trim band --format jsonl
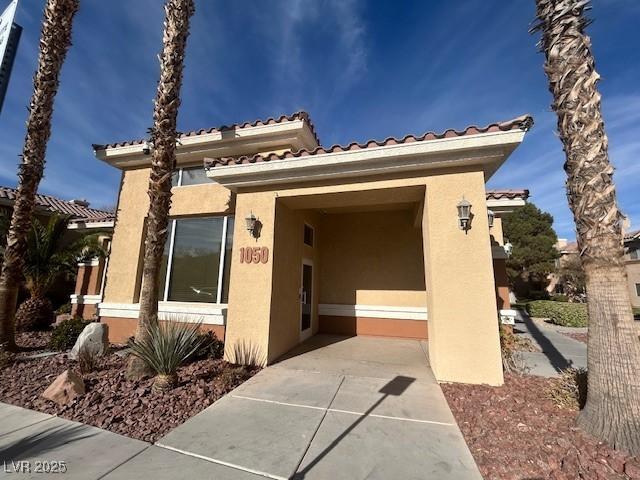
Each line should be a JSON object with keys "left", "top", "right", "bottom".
{"left": 98, "top": 302, "right": 227, "bottom": 325}
{"left": 70, "top": 294, "right": 102, "bottom": 305}
{"left": 318, "top": 304, "right": 428, "bottom": 321}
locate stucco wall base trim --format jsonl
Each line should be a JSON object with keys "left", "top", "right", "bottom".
{"left": 70, "top": 294, "right": 102, "bottom": 305}
{"left": 318, "top": 304, "right": 428, "bottom": 321}
{"left": 100, "top": 317, "right": 225, "bottom": 344}
{"left": 319, "top": 315, "right": 428, "bottom": 340}
{"left": 98, "top": 302, "right": 226, "bottom": 325}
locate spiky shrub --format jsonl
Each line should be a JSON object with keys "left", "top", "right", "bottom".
{"left": 548, "top": 368, "right": 588, "bottom": 410}
{"left": 128, "top": 320, "right": 205, "bottom": 391}
{"left": 77, "top": 345, "right": 99, "bottom": 374}
{"left": 0, "top": 343, "right": 13, "bottom": 369}
{"left": 49, "top": 317, "right": 90, "bottom": 351}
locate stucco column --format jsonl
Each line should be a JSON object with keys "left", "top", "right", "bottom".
{"left": 422, "top": 172, "right": 504, "bottom": 385}
{"left": 224, "top": 191, "right": 277, "bottom": 366}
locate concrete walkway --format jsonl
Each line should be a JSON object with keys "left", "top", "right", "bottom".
{"left": 0, "top": 402, "right": 148, "bottom": 479}
{"left": 151, "top": 335, "right": 481, "bottom": 480}
{"left": 513, "top": 309, "right": 587, "bottom": 377}
{"left": 1, "top": 335, "right": 481, "bottom": 480}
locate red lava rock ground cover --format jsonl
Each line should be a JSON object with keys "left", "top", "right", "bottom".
{"left": 562, "top": 332, "right": 588, "bottom": 344}
{"left": 15, "top": 330, "right": 53, "bottom": 352}
{"left": 441, "top": 374, "right": 640, "bottom": 480}
{"left": 0, "top": 349, "right": 259, "bottom": 442}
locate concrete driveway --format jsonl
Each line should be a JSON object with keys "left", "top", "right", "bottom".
{"left": 146, "top": 335, "right": 482, "bottom": 480}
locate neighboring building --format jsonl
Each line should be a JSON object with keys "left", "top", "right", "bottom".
{"left": 0, "top": 185, "right": 114, "bottom": 314}
{"left": 625, "top": 230, "right": 640, "bottom": 308}
{"left": 551, "top": 231, "right": 640, "bottom": 308}
{"left": 77, "top": 111, "right": 532, "bottom": 386}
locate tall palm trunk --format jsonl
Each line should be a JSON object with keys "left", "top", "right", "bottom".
{"left": 0, "top": 0, "right": 79, "bottom": 351}
{"left": 533, "top": 0, "right": 640, "bottom": 455}
{"left": 126, "top": 0, "right": 195, "bottom": 379}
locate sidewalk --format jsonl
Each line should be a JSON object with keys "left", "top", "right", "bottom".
{"left": 513, "top": 309, "right": 587, "bottom": 377}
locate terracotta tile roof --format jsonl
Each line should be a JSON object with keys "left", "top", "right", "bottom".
{"left": 0, "top": 186, "right": 114, "bottom": 222}
{"left": 625, "top": 229, "right": 640, "bottom": 242}
{"left": 92, "top": 111, "right": 320, "bottom": 151}
{"left": 205, "top": 114, "right": 534, "bottom": 169}
{"left": 560, "top": 241, "right": 579, "bottom": 254}
{"left": 485, "top": 189, "right": 530, "bottom": 201}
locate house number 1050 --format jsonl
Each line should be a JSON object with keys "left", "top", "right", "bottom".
{"left": 240, "top": 246, "right": 269, "bottom": 264}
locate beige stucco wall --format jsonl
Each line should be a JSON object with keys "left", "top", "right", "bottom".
{"left": 223, "top": 191, "right": 277, "bottom": 365}
{"left": 491, "top": 216, "right": 504, "bottom": 246}
{"left": 319, "top": 210, "right": 426, "bottom": 307}
{"left": 421, "top": 171, "right": 503, "bottom": 385}
{"left": 626, "top": 261, "right": 640, "bottom": 308}
{"left": 267, "top": 205, "right": 321, "bottom": 362}
{"left": 102, "top": 167, "right": 232, "bottom": 304}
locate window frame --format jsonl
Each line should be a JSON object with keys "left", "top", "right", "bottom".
{"left": 161, "top": 215, "right": 231, "bottom": 304}
{"left": 636, "top": 283, "right": 640, "bottom": 297}
{"left": 303, "top": 223, "right": 315, "bottom": 247}
{"left": 172, "top": 165, "right": 209, "bottom": 187}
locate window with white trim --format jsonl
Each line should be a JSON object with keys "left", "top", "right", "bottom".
{"left": 158, "top": 216, "right": 234, "bottom": 303}
{"left": 171, "top": 166, "right": 209, "bottom": 187}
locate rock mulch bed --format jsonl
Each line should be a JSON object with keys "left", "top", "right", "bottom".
{"left": 562, "top": 331, "right": 588, "bottom": 344}
{"left": 15, "top": 330, "right": 53, "bottom": 352}
{"left": 442, "top": 374, "right": 640, "bottom": 480}
{"left": 0, "top": 350, "right": 259, "bottom": 442}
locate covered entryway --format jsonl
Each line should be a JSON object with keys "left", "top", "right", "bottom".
{"left": 156, "top": 334, "right": 482, "bottom": 479}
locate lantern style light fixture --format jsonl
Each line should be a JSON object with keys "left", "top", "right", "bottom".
{"left": 487, "top": 209, "right": 495, "bottom": 228}
{"left": 456, "top": 197, "right": 472, "bottom": 232}
{"left": 245, "top": 212, "right": 258, "bottom": 238}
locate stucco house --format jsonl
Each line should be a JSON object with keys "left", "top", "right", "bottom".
{"left": 552, "top": 231, "right": 640, "bottom": 308}
{"left": 72, "top": 112, "right": 532, "bottom": 386}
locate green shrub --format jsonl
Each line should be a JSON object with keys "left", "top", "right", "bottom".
{"left": 128, "top": 320, "right": 206, "bottom": 391}
{"left": 49, "top": 317, "right": 90, "bottom": 351}
{"left": 528, "top": 290, "right": 550, "bottom": 301}
{"left": 550, "top": 294, "right": 569, "bottom": 302}
{"left": 526, "top": 300, "right": 588, "bottom": 327}
{"left": 55, "top": 302, "right": 72, "bottom": 315}
{"left": 193, "top": 331, "right": 224, "bottom": 361}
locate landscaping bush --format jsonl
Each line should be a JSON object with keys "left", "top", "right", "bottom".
{"left": 128, "top": 320, "right": 206, "bottom": 391}
{"left": 77, "top": 346, "right": 99, "bottom": 374}
{"left": 550, "top": 294, "right": 569, "bottom": 302}
{"left": 547, "top": 368, "right": 588, "bottom": 409}
{"left": 55, "top": 302, "right": 72, "bottom": 315}
{"left": 49, "top": 317, "right": 90, "bottom": 351}
{"left": 193, "top": 331, "right": 224, "bottom": 361}
{"left": 526, "top": 300, "right": 588, "bottom": 327}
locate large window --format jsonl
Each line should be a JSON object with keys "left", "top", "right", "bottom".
{"left": 158, "top": 216, "right": 234, "bottom": 303}
{"left": 171, "top": 166, "right": 210, "bottom": 187}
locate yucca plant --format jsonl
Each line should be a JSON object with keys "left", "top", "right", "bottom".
{"left": 128, "top": 319, "right": 205, "bottom": 392}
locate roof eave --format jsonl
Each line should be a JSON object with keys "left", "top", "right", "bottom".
{"left": 205, "top": 129, "right": 527, "bottom": 191}
{"left": 93, "top": 119, "right": 319, "bottom": 170}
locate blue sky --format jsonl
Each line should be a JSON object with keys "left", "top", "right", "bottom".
{"left": 0, "top": 0, "right": 638, "bottom": 238}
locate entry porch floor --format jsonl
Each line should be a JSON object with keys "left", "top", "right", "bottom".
{"left": 149, "top": 334, "right": 482, "bottom": 480}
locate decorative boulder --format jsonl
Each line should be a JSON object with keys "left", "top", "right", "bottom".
{"left": 70, "top": 323, "right": 109, "bottom": 360}
{"left": 42, "top": 369, "right": 85, "bottom": 405}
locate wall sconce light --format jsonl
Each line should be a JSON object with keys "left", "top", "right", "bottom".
{"left": 457, "top": 197, "right": 472, "bottom": 232}
{"left": 245, "top": 212, "right": 261, "bottom": 239}
{"left": 487, "top": 209, "right": 495, "bottom": 228}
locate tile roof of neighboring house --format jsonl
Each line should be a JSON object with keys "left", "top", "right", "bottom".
{"left": 0, "top": 186, "right": 114, "bottom": 222}
{"left": 92, "top": 111, "right": 320, "bottom": 151}
{"left": 560, "top": 241, "right": 579, "bottom": 254}
{"left": 485, "top": 189, "right": 529, "bottom": 200}
{"left": 624, "top": 229, "right": 640, "bottom": 242}
{"left": 205, "top": 114, "right": 534, "bottom": 168}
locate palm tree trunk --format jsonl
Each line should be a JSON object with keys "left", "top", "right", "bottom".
{"left": 533, "top": 0, "right": 640, "bottom": 455}
{"left": 0, "top": 0, "right": 79, "bottom": 351}
{"left": 126, "top": 0, "right": 195, "bottom": 380}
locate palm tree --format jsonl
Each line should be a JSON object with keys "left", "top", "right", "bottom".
{"left": 0, "top": 0, "right": 80, "bottom": 351}
{"left": 533, "top": 0, "right": 640, "bottom": 455}
{"left": 127, "top": 0, "right": 195, "bottom": 379}
{"left": 15, "top": 214, "right": 105, "bottom": 332}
